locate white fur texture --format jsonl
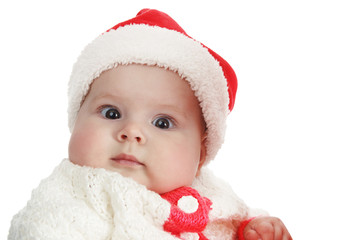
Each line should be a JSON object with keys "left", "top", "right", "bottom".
{"left": 68, "top": 24, "right": 229, "bottom": 162}
{"left": 8, "top": 159, "right": 255, "bottom": 239}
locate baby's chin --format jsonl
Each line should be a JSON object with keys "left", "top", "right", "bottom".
{"left": 116, "top": 171, "right": 178, "bottom": 194}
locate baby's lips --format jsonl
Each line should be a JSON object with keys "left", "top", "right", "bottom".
{"left": 111, "top": 153, "right": 144, "bottom": 166}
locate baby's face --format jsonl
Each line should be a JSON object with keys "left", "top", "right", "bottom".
{"left": 68, "top": 64, "right": 206, "bottom": 194}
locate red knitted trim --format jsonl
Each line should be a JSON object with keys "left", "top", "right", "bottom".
{"left": 161, "top": 186, "right": 212, "bottom": 239}
{"left": 238, "top": 217, "right": 256, "bottom": 240}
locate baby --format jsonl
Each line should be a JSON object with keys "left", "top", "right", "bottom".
{"left": 9, "top": 9, "right": 292, "bottom": 240}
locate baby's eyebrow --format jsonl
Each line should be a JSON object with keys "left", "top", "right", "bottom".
{"left": 156, "top": 104, "right": 187, "bottom": 117}
{"left": 92, "top": 93, "right": 121, "bottom": 102}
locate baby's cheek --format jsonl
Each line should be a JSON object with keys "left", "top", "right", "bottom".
{"left": 68, "top": 131, "right": 93, "bottom": 166}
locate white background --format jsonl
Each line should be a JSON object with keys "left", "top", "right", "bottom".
{"left": 1, "top": 1, "right": 359, "bottom": 239}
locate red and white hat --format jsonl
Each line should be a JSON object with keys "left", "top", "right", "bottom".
{"left": 68, "top": 9, "right": 238, "bottom": 162}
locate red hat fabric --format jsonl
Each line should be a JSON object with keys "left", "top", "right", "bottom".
{"left": 68, "top": 9, "right": 238, "bottom": 162}
{"left": 108, "top": 9, "right": 237, "bottom": 111}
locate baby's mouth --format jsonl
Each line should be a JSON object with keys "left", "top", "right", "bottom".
{"left": 111, "top": 153, "right": 144, "bottom": 166}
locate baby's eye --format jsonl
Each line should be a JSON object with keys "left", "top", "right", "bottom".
{"left": 100, "top": 106, "right": 121, "bottom": 120}
{"left": 152, "top": 117, "right": 174, "bottom": 129}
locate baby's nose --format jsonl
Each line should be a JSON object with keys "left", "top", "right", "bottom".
{"left": 119, "top": 134, "right": 143, "bottom": 143}
{"left": 117, "top": 125, "right": 146, "bottom": 144}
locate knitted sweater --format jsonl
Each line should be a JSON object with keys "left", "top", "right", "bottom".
{"left": 8, "top": 159, "right": 263, "bottom": 240}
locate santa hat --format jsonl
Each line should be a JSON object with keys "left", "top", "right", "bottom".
{"left": 68, "top": 9, "right": 238, "bottom": 162}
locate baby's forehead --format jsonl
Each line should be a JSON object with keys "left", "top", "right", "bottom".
{"left": 95, "top": 64, "right": 192, "bottom": 88}
{"left": 89, "top": 64, "right": 198, "bottom": 103}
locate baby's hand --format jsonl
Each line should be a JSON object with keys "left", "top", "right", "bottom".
{"left": 241, "top": 216, "right": 292, "bottom": 240}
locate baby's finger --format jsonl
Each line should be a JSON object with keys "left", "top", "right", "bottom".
{"left": 274, "top": 223, "right": 283, "bottom": 240}
{"left": 253, "top": 222, "right": 274, "bottom": 240}
{"left": 282, "top": 228, "right": 293, "bottom": 240}
{"left": 278, "top": 221, "right": 292, "bottom": 240}
{"left": 243, "top": 229, "right": 260, "bottom": 240}
{"left": 273, "top": 221, "right": 292, "bottom": 240}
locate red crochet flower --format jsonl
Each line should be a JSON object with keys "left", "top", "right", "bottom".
{"left": 161, "top": 186, "right": 212, "bottom": 240}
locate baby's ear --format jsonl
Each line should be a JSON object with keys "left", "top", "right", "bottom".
{"left": 196, "top": 133, "right": 208, "bottom": 176}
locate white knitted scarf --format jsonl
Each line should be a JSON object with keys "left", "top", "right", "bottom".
{"left": 9, "top": 159, "right": 259, "bottom": 240}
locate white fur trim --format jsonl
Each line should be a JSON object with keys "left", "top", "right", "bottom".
{"left": 68, "top": 24, "right": 229, "bottom": 161}
{"left": 192, "top": 167, "right": 249, "bottom": 221}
